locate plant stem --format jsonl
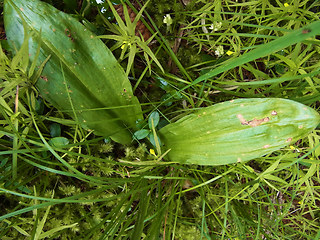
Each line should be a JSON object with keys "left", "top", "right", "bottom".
{"left": 12, "top": 85, "right": 19, "bottom": 179}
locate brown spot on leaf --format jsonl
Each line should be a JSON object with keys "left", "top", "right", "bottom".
{"left": 65, "top": 28, "right": 74, "bottom": 41}
{"left": 302, "top": 28, "right": 311, "bottom": 34}
{"left": 237, "top": 114, "right": 269, "bottom": 127}
{"left": 40, "top": 76, "right": 48, "bottom": 82}
{"left": 247, "top": 117, "right": 269, "bottom": 127}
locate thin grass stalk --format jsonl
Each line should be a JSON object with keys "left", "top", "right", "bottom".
{"left": 128, "top": 0, "right": 193, "bottom": 83}
{"left": 221, "top": 173, "right": 229, "bottom": 239}
{"left": 154, "top": 20, "right": 320, "bottom": 109}
{"left": 171, "top": 185, "right": 182, "bottom": 239}
{"left": 12, "top": 85, "right": 19, "bottom": 179}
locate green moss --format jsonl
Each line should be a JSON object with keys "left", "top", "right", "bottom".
{"left": 175, "top": 224, "right": 202, "bottom": 240}
{"left": 98, "top": 142, "right": 114, "bottom": 153}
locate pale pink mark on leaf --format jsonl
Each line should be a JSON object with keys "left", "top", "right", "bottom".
{"left": 263, "top": 144, "right": 270, "bottom": 149}
{"left": 237, "top": 114, "right": 246, "bottom": 124}
{"left": 271, "top": 110, "right": 277, "bottom": 115}
{"left": 237, "top": 114, "right": 270, "bottom": 127}
{"left": 247, "top": 117, "right": 269, "bottom": 127}
{"left": 230, "top": 100, "right": 235, "bottom": 102}
{"left": 298, "top": 125, "right": 303, "bottom": 129}
{"left": 286, "top": 137, "right": 292, "bottom": 142}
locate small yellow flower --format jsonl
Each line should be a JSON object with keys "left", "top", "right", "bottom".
{"left": 290, "top": 145, "right": 300, "bottom": 152}
{"left": 284, "top": 3, "right": 289, "bottom": 7}
{"left": 150, "top": 149, "right": 156, "bottom": 156}
{"left": 121, "top": 41, "right": 131, "bottom": 49}
{"left": 226, "top": 50, "right": 234, "bottom": 56}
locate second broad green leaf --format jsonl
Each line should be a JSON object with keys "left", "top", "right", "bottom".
{"left": 159, "top": 98, "right": 320, "bottom": 165}
{"left": 4, "top": 0, "right": 143, "bottom": 144}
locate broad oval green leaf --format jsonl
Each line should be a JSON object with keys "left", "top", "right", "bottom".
{"left": 134, "top": 129, "right": 150, "bottom": 140}
{"left": 48, "top": 137, "right": 69, "bottom": 148}
{"left": 4, "top": 0, "right": 143, "bottom": 144}
{"left": 148, "top": 132, "right": 162, "bottom": 148}
{"left": 148, "top": 111, "right": 160, "bottom": 129}
{"left": 159, "top": 98, "right": 320, "bottom": 165}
